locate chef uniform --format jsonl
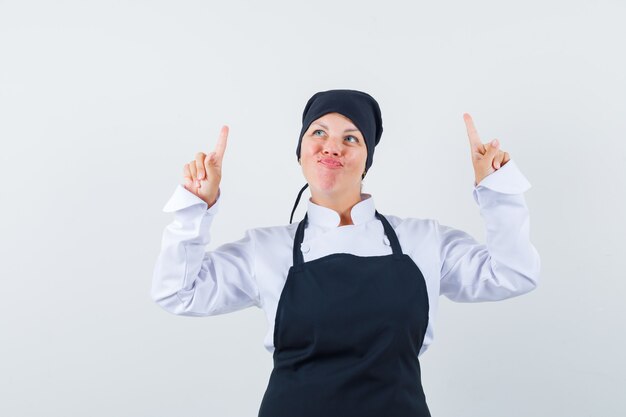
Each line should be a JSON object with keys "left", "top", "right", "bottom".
{"left": 257, "top": 209, "right": 431, "bottom": 416}
{"left": 151, "top": 89, "right": 541, "bottom": 416}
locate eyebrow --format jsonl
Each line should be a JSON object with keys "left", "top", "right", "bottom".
{"left": 312, "top": 122, "right": 360, "bottom": 133}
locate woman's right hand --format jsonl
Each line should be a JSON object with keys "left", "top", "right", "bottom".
{"left": 183, "top": 125, "right": 229, "bottom": 208}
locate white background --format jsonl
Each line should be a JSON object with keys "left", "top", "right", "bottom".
{"left": 1, "top": 1, "right": 625, "bottom": 416}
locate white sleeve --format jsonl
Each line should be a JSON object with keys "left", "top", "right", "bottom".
{"left": 151, "top": 185, "right": 261, "bottom": 316}
{"left": 438, "top": 160, "right": 541, "bottom": 302}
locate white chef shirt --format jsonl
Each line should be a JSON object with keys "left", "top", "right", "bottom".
{"left": 151, "top": 159, "right": 540, "bottom": 357}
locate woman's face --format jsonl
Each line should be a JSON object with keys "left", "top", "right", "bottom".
{"left": 299, "top": 112, "right": 368, "bottom": 197}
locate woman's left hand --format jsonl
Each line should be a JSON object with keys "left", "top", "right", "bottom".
{"left": 463, "top": 113, "right": 511, "bottom": 186}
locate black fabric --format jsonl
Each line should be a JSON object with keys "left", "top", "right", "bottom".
{"left": 289, "top": 183, "right": 309, "bottom": 224}
{"left": 258, "top": 211, "right": 431, "bottom": 417}
{"left": 296, "top": 89, "right": 383, "bottom": 173}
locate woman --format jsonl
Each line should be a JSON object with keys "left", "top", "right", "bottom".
{"left": 151, "top": 89, "right": 540, "bottom": 416}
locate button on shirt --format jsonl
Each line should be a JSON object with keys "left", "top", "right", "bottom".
{"left": 151, "top": 159, "right": 541, "bottom": 357}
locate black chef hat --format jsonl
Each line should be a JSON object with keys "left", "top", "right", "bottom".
{"left": 290, "top": 89, "right": 384, "bottom": 224}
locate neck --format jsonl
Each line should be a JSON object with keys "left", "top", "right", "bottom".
{"left": 310, "top": 189, "right": 363, "bottom": 226}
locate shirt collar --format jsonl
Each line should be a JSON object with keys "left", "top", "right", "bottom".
{"left": 306, "top": 193, "right": 376, "bottom": 227}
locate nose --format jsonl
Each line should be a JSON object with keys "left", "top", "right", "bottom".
{"left": 322, "top": 136, "right": 342, "bottom": 156}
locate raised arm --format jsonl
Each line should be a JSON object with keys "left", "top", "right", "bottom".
{"left": 151, "top": 126, "right": 262, "bottom": 316}
{"left": 438, "top": 114, "right": 540, "bottom": 302}
{"left": 438, "top": 160, "right": 540, "bottom": 301}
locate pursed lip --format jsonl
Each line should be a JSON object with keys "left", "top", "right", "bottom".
{"left": 318, "top": 158, "right": 343, "bottom": 168}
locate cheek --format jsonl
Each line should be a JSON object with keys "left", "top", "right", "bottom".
{"left": 348, "top": 151, "right": 367, "bottom": 169}
{"left": 299, "top": 148, "right": 315, "bottom": 168}
{"left": 301, "top": 140, "right": 319, "bottom": 155}
{"left": 300, "top": 141, "right": 321, "bottom": 163}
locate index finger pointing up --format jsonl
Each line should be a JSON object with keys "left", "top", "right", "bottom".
{"left": 463, "top": 113, "right": 483, "bottom": 151}
{"left": 213, "top": 125, "right": 229, "bottom": 163}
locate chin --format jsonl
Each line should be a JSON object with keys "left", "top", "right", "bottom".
{"left": 303, "top": 165, "right": 357, "bottom": 194}
{"left": 310, "top": 175, "right": 357, "bottom": 197}
{"left": 310, "top": 179, "right": 339, "bottom": 194}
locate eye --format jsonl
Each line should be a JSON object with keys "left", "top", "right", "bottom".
{"left": 345, "top": 135, "right": 359, "bottom": 143}
{"left": 312, "top": 129, "right": 325, "bottom": 137}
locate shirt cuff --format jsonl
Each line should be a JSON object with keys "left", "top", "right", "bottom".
{"left": 472, "top": 159, "right": 531, "bottom": 204}
{"left": 162, "top": 184, "right": 221, "bottom": 214}
{"left": 474, "top": 159, "right": 531, "bottom": 192}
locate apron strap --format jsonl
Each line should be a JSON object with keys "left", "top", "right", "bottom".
{"left": 293, "top": 212, "right": 308, "bottom": 266}
{"left": 374, "top": 210, "right": 403, "bottom": 258}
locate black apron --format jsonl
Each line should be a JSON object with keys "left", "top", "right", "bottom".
{"left": 258, "top": 211, "right": 431, "bottom": 417}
